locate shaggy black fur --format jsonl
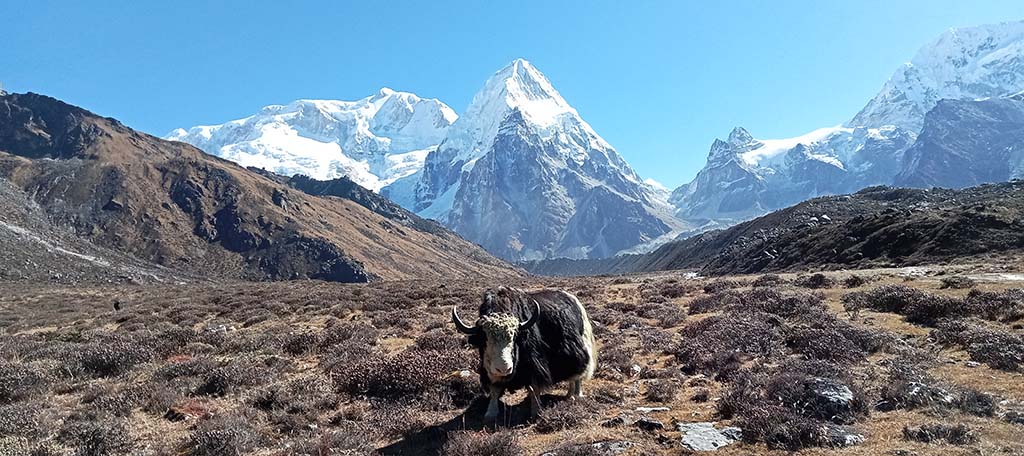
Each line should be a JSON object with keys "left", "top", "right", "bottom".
{"left": 467, "top": 287, "right": 593, "bottom": 393}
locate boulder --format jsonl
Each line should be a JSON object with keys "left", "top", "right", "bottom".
{"left": 677, "top": 422, "right": 742, "bottom": 451}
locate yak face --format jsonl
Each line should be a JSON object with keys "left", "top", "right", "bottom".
{"left": 451, "top": 295, "right": 540, "bottom": 382}
{"left": 477, "top": 313, "right": 520, "bottom": 380}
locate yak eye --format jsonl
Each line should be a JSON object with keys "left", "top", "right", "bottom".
{"left": 467, "top": 333, "right": 486, "bottom": 347}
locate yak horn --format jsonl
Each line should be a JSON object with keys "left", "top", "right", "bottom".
{"left": 452, "top": 306, "right": 478, "bottom": 334}
{"left": 520, "top": 301, "right": 541, "bottom": 330}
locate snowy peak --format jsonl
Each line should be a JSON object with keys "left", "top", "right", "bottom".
{"left": 166, "top": 89, "right": 455, "bottom": 192}
{"left": 401, "top": 58, "right": 676, "bottom": 261}
{"left": 726, "top": 127, "right": 760, "bottom": 150}
{"left": 707, "top": 139, "right": 737, "bottom": 164}
{"left": 485, "top": 58, "right": 575, "bottom": 125}
{"left": 849, "top": 20, "right": 1024, "bottom": 131}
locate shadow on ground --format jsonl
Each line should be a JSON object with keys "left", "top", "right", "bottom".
{"left": 379, "top": 394, "right": 569, "bottom": 455}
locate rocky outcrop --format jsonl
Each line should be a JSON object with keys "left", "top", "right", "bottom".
{"left": 896, "top": 95, "right": 1024, "bottom": 188}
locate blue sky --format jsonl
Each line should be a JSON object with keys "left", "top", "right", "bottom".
{"left": 4, "top": 1, "right": 1024, "bottom": 187}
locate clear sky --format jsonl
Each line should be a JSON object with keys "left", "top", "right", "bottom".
{"left": 4, "top": 1, "right": 1024, "bottom": 188}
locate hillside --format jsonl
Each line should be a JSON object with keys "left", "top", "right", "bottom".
{"left": 524, "top": 182, "right": 1024, "bottom": 276}
{"left": 0, "top": 92, "right": 517, "bottom": 283}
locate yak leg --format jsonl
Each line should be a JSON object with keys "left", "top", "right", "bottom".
{"left": 569, "top": 377, "right": 585, "bottom": 399}
{"left": 528, "top": 385, "right": 545, "bottom": 418}
{"left": 485, "top": 385, "right": 504, "bottom": 420}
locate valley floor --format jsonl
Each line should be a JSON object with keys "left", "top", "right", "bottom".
{"left": 1, "top": 264, "right": 1023, "bottom": 455}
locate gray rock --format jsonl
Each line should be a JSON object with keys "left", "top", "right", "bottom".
{"left": 633, "top": 417, "right": 664, "bottom": 432}
{"left": 541, "top": 440, "right": 634, "bottom": 456}
{"left": 677, "top": 422, "right": 742, "bottom": 451}
{"left": 805, "top": 377, "right": 857, "bottom": 424}
{"left": 824, "top": 424, "right": 865, "bottom": 447}
{"left": 600, "top": 414, "right": 634, "bottom": 428}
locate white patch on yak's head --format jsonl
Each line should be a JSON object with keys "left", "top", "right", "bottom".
{"left": 479, "top": 313, "right": 520, "bottom": 379}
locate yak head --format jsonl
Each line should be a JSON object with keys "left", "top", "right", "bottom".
{"left": 452, "top": 293, "right": 539, "bottom": 381}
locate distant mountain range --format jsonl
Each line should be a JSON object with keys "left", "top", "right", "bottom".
{"left": 166, "top": 20, "right": 1024, "bottom": 264}
{"left": 0, "top": 92, "right": 516, "bottom": 284}
{"left": 167, "top": 89, "right": 456, "bottom": 192}
{"left": 523, "top": 181, "right": 1024, "bottom": 277}
{"left": 671, "top": 20, "right": 1024, "bottom": 227}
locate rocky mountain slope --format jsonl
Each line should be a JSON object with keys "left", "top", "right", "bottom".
{"left": 387, "top": 59, "right": 683, "bottom": 261}
{"left": 897, "top": 93, "right": 1024, "bottom": 188}
{"left": 672, "top": 20, "right": 1024, "bottom": 226}
{"left": 524, "top": 181, "right": 1024, "bottom": 276}
{"left": 0, "top": 92, "right": 516, "bottom": 283}
{"left": 166, "top": 88, "right": 456, "bottom": 191}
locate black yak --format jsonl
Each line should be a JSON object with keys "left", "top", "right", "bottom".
{"left": 452, "top": 286, "right": 597, "bottom": 420}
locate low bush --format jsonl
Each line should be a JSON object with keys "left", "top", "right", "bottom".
{"left": 794, "top": 273, "right": 835, "bottom": 289}
{"left": 595, "top": 341, "right": 636, "bottom": 380}
{"left": 334, "top": 348, "right": 469, "bottom": 399}
{"left": 73, "top": 339, "right": 155, "bottom": 378}
{"left": 964, "top": 288, "right": 1024, "bottom": 322}
{"left": 442, "top": 430, "right": 524, "bottom": 456}
{"left": 194, "top": 359, "right": 275, "bottom": 397}
{"left": 933, "top": 319, "right": 1024, "bottom": 372}
{"left": 842, "top": 274, "right": 871, "bottom": 288}
{"left": 902, "top": 423, "right": 977, "bottom": 445}
{"left": 58, "top": 419, "right": 131, "bottom": 456}
{"left": 0, "top": 362, "right": 47, "bottom": 403}
{"left": 0, "top": 402, "right": 45, "bottom": 437}
{"left": 940, "top": 276, "right": 977, "bottom": 289}
{"left": 534, "top": 398, "right": 600, "bottom": 434}
{"left": 720, "top": 361, "right": 869, "bottom": 450}
{"left": 703, "top": 279, "right": 744, "bottom": 294}
{"left": 752, "top": 274, "right": 786, "bottom": 288}
{"left": 675, "top": 312, "right": 787, "bottom": 377}
{"left": 644, "top": 379, "right": 680, "bottom": 403}
{"left": 635, "top": 302, "right": 686, "bottom": 328}
{"left": 188, "top": 414, "right": 263, "bottom": 456}
{"left": 281, "top": 331, "right": 320, "bottom": 356}
{"left": 842, "top": 285, "right": 965, "bottom": 325}
{"left": 689, "top": 288, "right": 825, "bottom": 317}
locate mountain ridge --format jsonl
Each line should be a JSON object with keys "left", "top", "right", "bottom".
{"left": 0, "top": 91, "right": 517, "bottom": 283}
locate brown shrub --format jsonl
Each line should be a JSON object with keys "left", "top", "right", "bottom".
{"left": 534, "top": 398, "right": 600, "bottom": 434}
{"left": 334, "top": 348, "right": 470, "bottom": 399}
{"left": 675, "top": 312, "right": 787, "bottom": 377}
{"left": 703, "top": 279, "right": 744, "bottom": 294}
{"left": 794, "top": 273, "right": 835, "bottom": 289}
{"left": 752, "top": 274, "right": 787, "bottom": 288}
{"left": 933, "top": 319, "right": 1024, "bottom": 372}
{"left": 442, "top": 430, "right": 524, "bottom": 456}
{"left": 902, "top": 423, "right": 977, "bottom": 445}
{"left": 188, "top": 414, "right": 263, "bottom": 456}
{"left": 940, "top": 276, "right": 977, "bottom": 289}
{"left": 644, "top": 379, "right": 680, "bottom": 403}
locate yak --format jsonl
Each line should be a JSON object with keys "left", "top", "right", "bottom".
{"left": 452, "top": 286, "right": 597, "bottom": 420}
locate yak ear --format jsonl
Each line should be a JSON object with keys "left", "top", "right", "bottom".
{"left": 520, "top": 301, "right": 541, "bottom": 330}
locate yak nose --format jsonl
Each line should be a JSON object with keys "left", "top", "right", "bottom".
{"left": 495, "top": 366, "right": 513, "bottom": 376}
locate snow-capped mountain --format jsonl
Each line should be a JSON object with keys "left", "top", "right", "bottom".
{"left": 385, "top": 59, "right": 682, "bottom": 261}
{"left": 670, "top": 126, "right": 913, "bottom": 222}
{"left": 166, "top": 88, "right": 456, "bottom": 191}
{"left": 673, "top": 20, "right": 1024, "bottom": 226}
{"left": 850, "top": 20, "right": 1024, "bottom": 132}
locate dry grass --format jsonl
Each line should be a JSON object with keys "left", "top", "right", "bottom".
{"left": 0, "top": 267, "right": 1021, "bottom": 454}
